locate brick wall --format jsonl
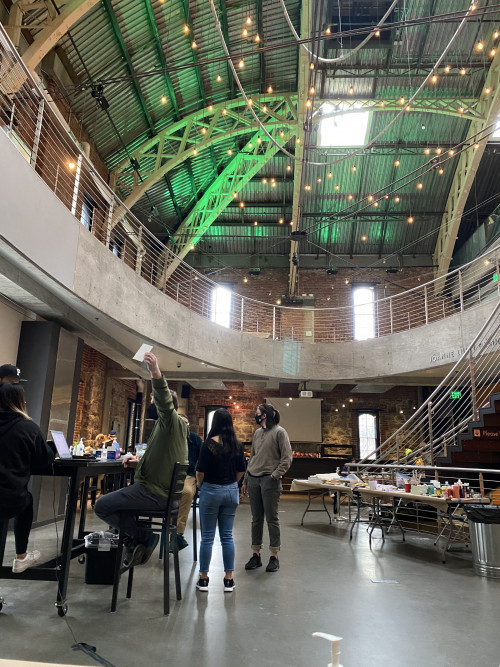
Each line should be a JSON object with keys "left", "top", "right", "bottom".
{"left": 187, "top": 382, "right": 419, "bottom": 457}
{"left": 74, "top": 344, "right": 137, "bottom": 446}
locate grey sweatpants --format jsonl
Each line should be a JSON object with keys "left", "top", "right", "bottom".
{"left": 247, "top": 474, "right": 282, "bottom": 552}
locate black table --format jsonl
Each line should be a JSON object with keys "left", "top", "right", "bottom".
{"left": 0, "top": 459, "right": 128, "bottom": 615}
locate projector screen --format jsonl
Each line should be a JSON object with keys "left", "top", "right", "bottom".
{"left": 265, "top": 398, "right": 322, "bottom": 442}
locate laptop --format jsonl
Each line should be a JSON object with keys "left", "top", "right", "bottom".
{"left": 50, "top": 430, "right": 73, "bottom": 459}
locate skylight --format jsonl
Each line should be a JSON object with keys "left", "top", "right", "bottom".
{"left": 319, "top": 103, "right": 370, "bottom": 147}
{"left": 490, "top": 112, "right": 500, "bottom": 140}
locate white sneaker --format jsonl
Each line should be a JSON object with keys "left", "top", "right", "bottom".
{"left": 12, "top": 550, "right": 41, "bottom": 573}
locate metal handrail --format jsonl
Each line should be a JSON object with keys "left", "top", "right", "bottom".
{"left": 1, "top": 23, "right": 499, "bottom": 344}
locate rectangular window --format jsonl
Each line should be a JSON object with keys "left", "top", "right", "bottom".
{"left": 358, "top": 412, "right": 378, "bottom": 460}
{"left": 211, "top": 284, "right": 232, "bottom": 328}
{"left": 352, "top": 285, "right": 376, "bottom": 340}
{"left": 81, "top": 196, "right": 95, "bottom": 231}
{"left": 110, "top": 234, "right": 123, "bottom": 258}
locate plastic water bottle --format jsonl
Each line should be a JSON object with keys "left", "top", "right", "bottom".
{"left": 113, "top": 440, "right": 120, "bottom": 459}
{"left": 76, "top": 438, "right": 85, "bottom": 456}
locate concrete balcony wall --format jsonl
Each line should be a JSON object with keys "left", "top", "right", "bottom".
{"left": 0, "top": 128, "right": 496, "bottom": 382}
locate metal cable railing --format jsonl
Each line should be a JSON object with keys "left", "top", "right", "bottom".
{"left": 361, "top": 299, "right": 500, "bottom": 468}
{"left": 1, "top": 24, "right": 500, "bottom": 344}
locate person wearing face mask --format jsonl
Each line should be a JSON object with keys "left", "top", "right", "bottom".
{"left": 242, "top": 403, "right": 292, "bottom": 573}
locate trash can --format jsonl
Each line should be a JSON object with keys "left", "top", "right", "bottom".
{"left": 84, "top": 531, "right": 119, "bottom": 585}
{"left": 464, "top": 505, "right": 500, "bottom": 579}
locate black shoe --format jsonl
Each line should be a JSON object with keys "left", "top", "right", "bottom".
{"left": 245, "top": 554, "right": 262, "bottom": 570}
{"left": 266, "top": 556, "right": 280, "bottom": 572}
{"left": 177, "top": 534, "right": 189, "bottom": 551}
{"left": 139, "top": 533, "right": 159, "bottom": 566}
{"left": 224, "top": 577, "right": 235, "bottom": 592}
{"left": 196, "top": 577, "right": 209, "bottom": 591}
{"left": 123, "top": 543, "right": 145, "bottom": 569}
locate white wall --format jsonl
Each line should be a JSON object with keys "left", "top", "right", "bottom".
{"left": 0, "top": 297, "right": 31, "bottom": 365}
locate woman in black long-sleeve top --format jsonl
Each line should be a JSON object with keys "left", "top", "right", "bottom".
{"left": 0, "top": 383, "right": 55, "bottom": 573}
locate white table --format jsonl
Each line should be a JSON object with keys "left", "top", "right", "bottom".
{"left": 290, "top": 479, "right": 354, "bottom": 524}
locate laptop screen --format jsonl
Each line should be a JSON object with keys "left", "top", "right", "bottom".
{"left": 50, "top": 430, "right": 72, "bottom": 459}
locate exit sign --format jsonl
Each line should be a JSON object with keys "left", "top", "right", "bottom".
{"left": 450, "top": 391, "right": 462, "bottom": 399}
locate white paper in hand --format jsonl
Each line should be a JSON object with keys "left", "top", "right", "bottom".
{"left": 133, "top": 344, "right": 153, "bottom": 362}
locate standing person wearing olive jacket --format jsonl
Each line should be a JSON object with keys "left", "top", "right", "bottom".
{"left": 242, "top": 403, "right": 292, "bottom": 573}
{"left": 0, "top": 383, "right": 55, "bottom": 573}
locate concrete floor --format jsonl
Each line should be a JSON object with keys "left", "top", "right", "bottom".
{"left": 0, "top": 495, "right": 499, "bottom": 667}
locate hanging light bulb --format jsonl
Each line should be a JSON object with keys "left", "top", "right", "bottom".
{"left": 192, "top": 148, "right": 198, "bottom": 156}
{"left": 460, "top": 67, "right": 467, "bottom": 75}
{"left": 309, "top": 86, "right": 315, "bottom": 95}
{"left": 325, "top": 26, "right": 331, "bottom": 35}
{"left": 253, "top": 220, "right": 258, "bottom": 226}
{"left": 458, "top": 107, "right": 465, "bottom": 113}
{"left": 347, "top": 194, "right": 353, "bottom": 200}
{"left": 448, "top": 149, "right": 455, "bottom": 156}
{"left": 262, "top": 178, "right": 267, "bottom": 184}
{"left": 438, "top": 168, "right": 444, "bottom": 175}
{"left": 267, "top": 85, "right": 273, "bottom": 93}
{"left": 161, "top": 95, "right": 168, "bottom": 104}
{"left": 399, "top": 96, "right": 405, "bottom": 104}
{"left": 444, "top": 65, "right": 451, "bottom": 73}
{"left": 374, "top": 30, "right": 380, "bottom": 37}
{"left": 287, "top": 165, "right": 292, "bottom": 172}
{"left": 407, "top": 216, "right": 414, "bottom": 223}
{"left": 310, "top": 62, "right": 315, "bottom": 70}
{"left": 227, "top": 149, "right": 233, "bottom": 155}
{"left": 317, "top": 177, "right": 322, "bottom": 183}
{"left": 239, "top": 201, "right": 245, "bottom": 208}
{"left": 394, "top": 160, "right": 400, "bottom": 167}
{"left": 183, "top": 24, "right": 190, "bottom": 34}
{"left": 222, "top": 108, "right": 227, "bottom": 115}
{"left": 306, "top": 99, "right": 312, "bottom": 108}
{"left": 490, "top": 48, "right": 496, "bottom": 57}
{"left": 254, "top": 33, "right": 261, "bottom": 43}
{"left": 246, "top": 16, "right": 252, "bottom": 25}
{"left": 232, "top": 192, "right": 238, "bottom": 198}
{"left": 191, "top": 40, "right": 197, "bottom": 49}
{"left": 327, "top": 171, "right": 333, "bottom": 178}
{"left": 243, "top": 276, "right": 248, "bottom": 283}
{"left": 348, "top": 86, "right": 354, "bottom": 95}
{"left": 216, "top": 74, "right": 222, "bottom": 82}
{"left": 257, "top": 137, "right": 262, "bottom": 144}
{"left": 394, "top": 196, "right": 400, "bottom": 203}
{"left": 373, "top": 201, "right": 379, "bottom": 207}
{"left": 247, "top": 98, "right": 253, "bottom": 106}
{"left": 485, "top": 87, "right": 492, "bottom": 95}
{"left": 476, "top": 41, "right": 484, "bottom": 51}
{"left": 351, "top": 165, "right": 357, "bottom": 172}
{"left": 378, "top": 101, "right": 385, "bottom": 107}
{"left": 68, "top": 161, "right": 76, "bottom": 170}
{"left": 279, "top": 218, "right": 284, "bottom": 224}
{"left": 431, "top": 74, "right": 438, "bottom": 84}
{"left": 263, "top": 105, "right": 268, "bottom": 112}
{"left": 208, "top": 105, "right": 213, "bottom": 112}
{"left": 242, "top": 28, "right": 248, "bottom": 38}
{"left": 368, "top": 195, "right": 374, "bottom": 202}
{"left": 201, "top": 127, "right": 207, "bottom": 134}
{"left": 474, "top": 142, "right": 480, "bottom": 149}
{"left": 335, "top": 184, "right": 340, "bottom": 191}
{"left": 495, "top": 31, "right": 499, "bottom": 39}
{"left": 238, "top": 59, "right": 245, "bottom": 69}
{"left": 424, "top": 147, "right": 430, "bottom": 154}
{"left": 436, "top": 147, "right": 442, "bottom": 154}
{"left": 189, "top": 244, "right": 195, "bottom": 250}
{"left": 296, "top": 138, "right": 301, "bottom": 143}
{"left": 279, "top": 130, "right": 285, "bottom": 137}
{"left": 417, "top": 182, "right": 423, "bottom": 190}
{"left": 361, "top": 235, "right": 367, "bottom": 241}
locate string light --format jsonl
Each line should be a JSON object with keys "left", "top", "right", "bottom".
{"left": 192, "top": 148, "right": 198, "bottom": 155}
{"left": 68, "top": 161, "right": 76, "bottom": 170}
{"left": 287, "top": 165, "right": 292, "bottom": 172}
{"left": 476, "top": 41, "right": 484, "bottom": 51}
{"left": 189, "top": 244, "right": 195, "bottom": 250}
{"left": 246, "top": 16, "right": 252, "bottom": 25}
{"left": 296, "top": 138, "right": 301, "bottom": 144}
{"left": 335, "top": 184, "right": 340, "bottom": 191}
{"left": 262, "top": 105, "right": 268, "bottom": 112}
{"left": 348, "top": 86, "right": 354, "bottom": 95}
{"left": 458, "top": 107, "right": 465, "bottom": 113}
{"left": 417, "top": 182, "right": 423, "bottom": 189}
{"left": 495, "top": 31, "right": 499, "bottom": 39}
{"left": 309, "top": 86, "right": 315, "bottom": 95}
{"left": 347, "top": 194, "right": 353, "bottom": 200}
{"left": 233, "top": 192, "right": 238, "bottom": 198}
{"left": 424, "top": 148, "right": 430, "bottom": 154}
{"left": 254, "top": 33, "right": 261, "bottom": 43}
{"left": 227, "top": 149, "right": 232, "bottom": 155}
{"left": 474, "top": 142, "right": 480, "bottom": 149}
{"left": 279, "top": 130, "right": 285, "bottom": 137}
{"left": 247, "top": 98, "right": 253, "bottom": 106}
{"left": 368, "top": 195, "right": 374, "bottom": 202}
{"left": 351, "top": 165, "right": 357, "bottom": 172}
{"left": 373, "top": 201, "right": 379, "bottom": 207}
{"left": 317, "top": 177, "right": 322, "bottom": 183}
{"left": 448, "top": 149, "right": 455, "bottom": 156}
{"left": 242, "top": 28, "right": 248, "bottom": 38}
{"left": 325, "top": 27, "right": 331, "bottom": 35}
{"left": 216, "top": 74, "right": 222, "bottom": 82}
{"left": 222, "top": 108, "right": 227, "bottom": 115}
{"left": 183, "top": 24, "right": 190, "bottom": 34}
{"left": 394, "top": 196, "right": 400, "bottom": 203}
{"left": 279, "top": 218, "right": 284, "bottom": 224}
{"left": 191, "top": 40, "right": 197, "bottom": 49}
{"left": 310, "top": 62, "right": 315, "bottom": 70}
{"left": 485, "top": 87, "right": 492, "bottom": 95}
{"left": 243, "top": 277, "right": 248, "bottom": 283}
{"left": 238, "top": 59, "right": 245, "bottom": 69}
{"left": 267, "top": 85, "right": 273, "bottom": 93}
{"left": 407, "top": 216, "right": 414, "bottom": 223}
{"left": 201, "top": 127, "right": 207, "bottom": 134}
{"left": 262, "top": 178, "right": 267, "bottom": 184}
{"left": 438, "top": 168, "right": 444, "bottom": 175}
{"left": 374, "top": 30, "right": 380, "bottom": 37}
{"left": 306, "top": 99, "right": 312, "bottom": 108}
{"left": 394, "top": 160, "right": 400, "bottom": 167}
{"left": 361, "top": 235, "right": 367, "bottom": 241}
{"left": 257, "top": 137, "right": 262, "bottom": 144}
{"left": 436, "top": 147, "right": 442, "bottom": 155}
{"left": 253, "top": 220, "right": 258, "bottom": 226}
{"left": 460, "top": 67, "right": 467, "bottom": 75}
{"left": 208, "top": 105, "right": 213, "bottom": 112}
{"left": 399, "top": 97, "right": 405, "bottom": 104}
{"left": 161, "top": 95, "right": 168, "bottom": 104}
{"left": 444, "top": 65, "right": 451, "bottom": 73}
{"left": 304, "top": 184, "right": 311, "bottom": 191}
{"left": 431, "top": 74, "right": 438, "bottom": 84}
{"left": 239, "top": 201, "right": 245, "bottom": 208}
{"left": 379, "top": 101, "right": 385, "bottom": 107}
{"left": 490, "top": 48, "right": 496, "bottom": 57}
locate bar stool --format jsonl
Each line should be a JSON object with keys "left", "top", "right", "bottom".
{"left": 111, "top": 462, "right": 188, "bottom": 615}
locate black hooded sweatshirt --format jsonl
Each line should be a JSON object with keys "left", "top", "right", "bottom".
{"left": 0, "top": 411, "right": 55, "bottom": 510}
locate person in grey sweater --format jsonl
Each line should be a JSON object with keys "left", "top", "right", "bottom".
{"left": 242, "top": 403, "right": 292, "bottom": 573}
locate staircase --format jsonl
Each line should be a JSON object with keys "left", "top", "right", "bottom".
{"left": 436, "top": 393, "right": 500, "bottom": 466}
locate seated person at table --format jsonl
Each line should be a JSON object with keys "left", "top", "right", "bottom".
{"left": 0, "top": 383, "right": 55, "bottom": 572}
{"left": 95, "top": 353, "right": 188, "bottom": 568}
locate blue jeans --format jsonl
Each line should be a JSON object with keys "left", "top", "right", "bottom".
{"left": 199, "top": 482, "right": 239, "bottom": 574}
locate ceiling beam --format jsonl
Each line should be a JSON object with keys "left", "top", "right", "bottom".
{"left": 288, "top": 0, "right": 310, "bottom": 297}
{"left": 433, "top": 48, "right": 500, "bottom": 288}
{"left": 21, "top": 0, "right": 100, "bottom": 73}
{"left": 158, "top": 126, "right": 296, "bottom": 285}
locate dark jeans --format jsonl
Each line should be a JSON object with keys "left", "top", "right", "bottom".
{"left": 247, "top": 475, "right": 282, "bottom": 552}
{"left": 94, "top": 482, "right": 170, "bottom": 545}
{"left": 0, "top": 492, "right": 34, "bottom": 554}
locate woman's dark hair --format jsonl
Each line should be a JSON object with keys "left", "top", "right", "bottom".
{"left": 257, "top": 403, "right": 280, "bottom": 426}
{"left": 207, "top": 408, "right": 241, "bottom": 456}
{"left": 0, "top": 383, "right": 30, "bottom": 419}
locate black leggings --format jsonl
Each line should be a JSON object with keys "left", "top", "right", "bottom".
{"left": 0, "top": 492, "right": 34, "bottom": 555}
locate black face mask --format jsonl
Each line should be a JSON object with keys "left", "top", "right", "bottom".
{"left": 255, "top": 414, "right": 263, "bottom": 425}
